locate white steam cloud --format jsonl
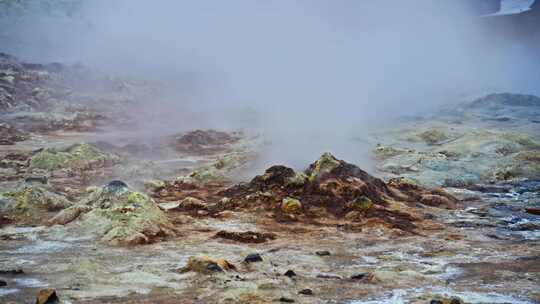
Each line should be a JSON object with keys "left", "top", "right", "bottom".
{"left": 1, "top": 0, "right": 539, "bottom": 170}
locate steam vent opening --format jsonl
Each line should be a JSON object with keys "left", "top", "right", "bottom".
{"left": 0, "top": 1, "right": 539, "bottom": 303}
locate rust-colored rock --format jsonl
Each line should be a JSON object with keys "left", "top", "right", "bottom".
{"left": 525, "top": 208, "right": 540, "bottom": 216}
{"left": 36, "top": 288, "right": 59, "bottom": 304}
{"left": 179, "top": 255, "right": 237, "bottom": 274}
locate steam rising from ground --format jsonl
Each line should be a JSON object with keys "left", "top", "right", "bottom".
{"left": 1, "top": 1, "right": 539, "bottom": 170}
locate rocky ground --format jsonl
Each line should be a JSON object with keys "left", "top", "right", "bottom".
{"left": 0, "top": 55, "right": 539, "bottom": 304}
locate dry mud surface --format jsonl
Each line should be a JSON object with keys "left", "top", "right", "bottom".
{"left": 0, "top": 56, "right": 539, "bottom": 303}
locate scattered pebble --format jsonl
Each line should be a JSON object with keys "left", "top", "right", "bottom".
{"left": 316, "top": 273, "right": 342, "bottom": 279}
{"left": 284, "top": 270, "right": 296, "bottom": 278}
{"left": 299, "top": 289, "right": 313, "bottom": 295}
{"left": 206, "top": 262, "right": 224, "bottom": 272}
{"left": 315, "top": 250, "right": 331, "bottom": 256}
{"left": 350, "top": 273, "right": 368, "bottom": 280}
{"left": 244, "top": 253, "right": 263, "bottom": 263}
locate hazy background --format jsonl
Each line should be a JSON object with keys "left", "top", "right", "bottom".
{"left": 1, "top": 0, "right": 539, "bottom": 169}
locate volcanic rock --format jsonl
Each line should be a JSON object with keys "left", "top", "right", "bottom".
{"left": 29, "top": 143, "right": 119, "bottom": 172}
{"left": 35, "top": 288, "right": 59, "bottom": 304}
{"left": 50, "top": 182, "right": 175, "bottom": 245}
{"left": 299, "top": 289, "right": 313, "bottom": 295}
{"left": 469, "top": 93, "right": 540, "bottom": 108}
{"left": 0, "top": 182, "right": 72, "bottom": 225}
{"left": 179, "top": 254, "right": 236, "bottom": 274}
{"left": 0, "top": 122, "right": 28, "bottom": 145}
{"left": 216, "top": 153, "right": 457, "bottom": 232}
{"left": 525, "top": 208, "right": 540, "bottom": 216}
{"left": 244, "top": 253, "right": 263, "bottom": 263}
{"left": 283, "top": 270, "right": 297, "bottom": 278}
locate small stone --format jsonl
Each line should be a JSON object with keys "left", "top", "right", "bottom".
{"left": 244, "top": 253, "right": 263, "bottom": 263}
{"left": 24, "top": 176, "right": 48, "bottom": 185}
{"left": 284, "top": 270, "right": 296, "bottom": 278}
{"left": 0, "top": 268, "right": 24, "bottom": 275}
{"left": 279, "top": 297, "right": 295, "bottom": 303}
{"left": 525, "top": 208, "right": 540, "bottom": 216}
{"left": 179, "top": 255, "right": 236, "bottom": 273}
{"left": 158, "top": 201, "right": 181, "bottom": 211}
{"left": 299, "top": 289, "right": 313, "bottom": 295}
{"left": 316, "top": 273, "right": 342, "bottom": 279}
{"left": 350, "top": 273, "right": 368, "bottom": 280}
{"left": 206, "top": 262, "right": 224, "bottom": 272}
{"left": 430, "top": 301, "right": 443, "bottom": 304}
{"left": 315, "top": 250, "right": 331, "bottom": 256}
{"left": 103, "top": 180, "right": 128, "bottom": 194}
{"left": 281, "top": 197, "right": 302, "bottom": 214}
{"left": 0, "top": 280, "right": 6, "bottom": 286}
{"left": 424, "top": 213, "right": 435, "bottom": 220}
{"left": 36, "top": 288, "right": 59, "bottom": 304}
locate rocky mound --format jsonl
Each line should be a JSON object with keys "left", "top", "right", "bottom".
{"left": 0, "top": 122, "right": 28, "bottom": 145}
{"left": 50, "top": 181, "right": 175, "bottom": 245}
{"left": 469, "top": 93, "right": 540, "bottom": 108}
{"left": 209, "top": 153, "right": 459, "bottom": 232}
{"left": 0, "top": 181, "right": 72, "bottom": 226}
{"left": 29, "top": 143, "right": 120, "bottom": 172}
{"left": 171, "top": 129, "right": 242, "bottom": 154}
{"left": 376, "top": 130, "right": 540, "bottom": 186}
{"left": 0, "top": 53, "right": 152, "bottom": 134}
{"left": 0, "top": 52, "right": 52, "bottom": 111}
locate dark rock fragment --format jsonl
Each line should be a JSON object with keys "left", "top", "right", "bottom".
{"left": 25, "top": 176, "right": 48, "bottom": 185}
{"left": 424, "top": 213, "right": 435, "bottom": 220}
{"left": 244, "top": 253, "right": 263, "bottom": 263}
{"left": 350, "top": 273, "right": 368, "bottom": 280}
{"left": 278, "top": 297, "right": 295, "bottom": 303}
{"left": 206, "top": 262, "right": 224, "bottom": 272}
{"left": 0, "top": 280, "right": 6, "bottom": 286}
{"left": 525, "top": 208, "right": 540, "bottom": 216}
{"left": 0, "top": 268, "right": 24, "bottom": 275}
{"left": 316, "top": 274, "right": 342, "bottom": 279}
{"left": 315, "top": 250, "right": 331, "bottom": 256}
{"left": 283, "top": 270, "right": 296, "bottom": 278}
{"left": 299, "top": 289, "right": 313, "bottom": 295}
{"left": 103, "top": 180, "right": 128, "bottom": 194}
